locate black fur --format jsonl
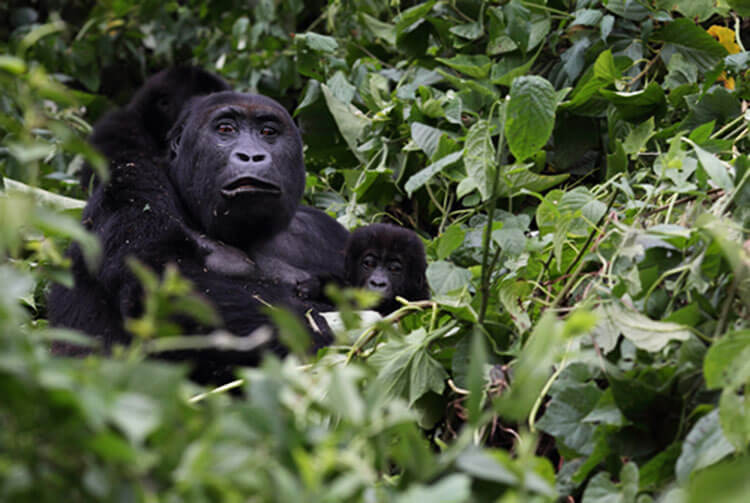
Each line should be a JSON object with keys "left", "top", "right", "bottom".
{"left": 49, "top": 91, "right": 336, "bottom": 381}
{"left": 79, "top": 66, "right": 231, "bottom": 189}
{"left": 344, "top": 223, "right": 429, "bottom": 314}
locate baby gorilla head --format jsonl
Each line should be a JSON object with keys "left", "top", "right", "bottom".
{"left": 345, "top": 223, "right": 429, "bottom": 314}
{"left": 168, "top": 92, "right": 305, "bottom": 247}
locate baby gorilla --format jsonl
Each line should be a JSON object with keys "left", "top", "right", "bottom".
{"left": 344, "top": 223, "right": 430, "bottom": 314}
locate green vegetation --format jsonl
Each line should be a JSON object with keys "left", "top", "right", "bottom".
{"left": 1, "top": 1, "right": 749, "bottom": 501}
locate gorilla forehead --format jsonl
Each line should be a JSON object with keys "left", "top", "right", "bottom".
{"left": 352, "top": 224, "right": 425, "bottom": 262}
{"left": 186, "top": 92, "right": 297, "bottom": 128}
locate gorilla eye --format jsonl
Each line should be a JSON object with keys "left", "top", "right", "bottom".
{"left": 217, "top": 123, "right": 236, "bottom": 134}
{"left": 156, "top": 96, "right": 170, "bottom": 110}
{"left": 387, "top": 260, "right": 402, "bottom": 273}
{"left": 362, "top": 255, "right": 377, "bottom": 269}
{"left": 260, "top": 126, "right": 277, "bottom": 136}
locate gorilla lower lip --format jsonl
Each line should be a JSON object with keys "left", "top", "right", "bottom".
{"left": 221, "top": 177, "right": 281, "bottom": 198}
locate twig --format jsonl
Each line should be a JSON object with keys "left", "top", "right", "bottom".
{"left": 479, "top": 102, "right": 507, "bottom": 325}
{"left": 641, "top": 188, "right": 724, "bottom": 218}
{"left": 551, "top": 189, "right": 619, "bottom": 309}
{"left": 714, "top": 274, "right": 739, "bottom": 339}
{"left": 345, "top": 300, "right": 436, "bottom": 363}
{"left": 627, "top": 51, "right": 661, "bottom": 89}
{"left": 189, "top": 379, "right": 244, "bottom": 403}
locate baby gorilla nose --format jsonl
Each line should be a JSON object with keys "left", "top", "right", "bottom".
{"left": 368, "top": 277, "right": 389, "bottom": 291}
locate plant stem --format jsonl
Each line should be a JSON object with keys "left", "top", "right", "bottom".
{"left": 478, "top": 102, "right": 507, "bottom": 325}
{"left": 551, "top": 189, "right": 618, "bottom": 309}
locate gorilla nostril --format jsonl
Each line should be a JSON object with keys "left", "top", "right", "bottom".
{"left": 369, "top": 279, "right": 386, "bottom": 289}
{"left": 235, "top": 152, "right": 250, "bottom": 162}
{"left": 252, "top": 154, "right": 266, "bottom": 163}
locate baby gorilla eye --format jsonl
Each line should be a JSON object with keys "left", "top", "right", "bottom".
{"left": 260, "top": 125, "right": 277, "bottom": 136}
{"left": 217, "top": 123, "right": 236, "bottom": 134}
{"left": 362, "top": 254, "right": 377, "bottom": 269}
{"left": 387, "top": 260, "right": 402, "bottom": 273}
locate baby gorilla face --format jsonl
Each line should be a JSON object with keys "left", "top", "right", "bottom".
{"left": 168, "top": 92, "right": 305, "bottom": 246}
{"left": 358, "top": 251, "right": 404, "bottom": 300}
{"left": 345, "top": 223, "right": 430, "bottom": 314}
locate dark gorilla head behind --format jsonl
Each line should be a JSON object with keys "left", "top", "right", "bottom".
{"left": 168, "top": 92, "right": 305, "bottom": 246}
{"left": 133, "top": 66, "right": 231, "bottom": 151}
{"left": 345, "top": 223, "right": 430, "bottom": 314}
{"left": 81, "top": 66, "right": 230, "bottom": 189}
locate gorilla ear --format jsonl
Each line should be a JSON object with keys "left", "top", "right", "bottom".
{"left": 168, "top": 124, "right": 184, "bottom": 161}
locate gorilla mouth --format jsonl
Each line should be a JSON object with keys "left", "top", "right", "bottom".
{"left": 221, "top": 176, "right": 282, "bottom": 198}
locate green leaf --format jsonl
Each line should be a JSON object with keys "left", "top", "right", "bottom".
{"left": 450, "top": 22, "right": 483, "bottom": 40}
{"left": 455, "top": 447, "right": 517, "bottom": 485}
{"left": 686, "top": 139, "right": 734, "bottom": 192}
{"left": 495, "top": 313, "right": 568, "bottom": 421}
{"left": 622, "top": 117, "right": 655, "bottom": 157}
{"left": 397, "top": 474, "right": 471, "bottom": 503}
{"left": 267, "top": 307, "right": 311, "bottom": 357}
{"left": 361, "top": 13, "right": 396, "bottom": 45}
{"left": 394, "top": 0, "right": 436, "bottom": 33}
{"left": 665, "top": 52, "right": 699, "bottom": 89}
{"left": 581, "top": 462, "right": 639, "bottom": 503}
{"left": 409, "top": 350, "right": 448, "bottom": 405}
{"left": 600, "top": 83, "right": 666, "bottom": 122}
{"left": 572, "top": 9, "right": 603, "bottom": 26}
{"left": 652, "top": 19, "right": 728, "bottom": 72}
{"left": 491, "top": 226, "right": 526, "bottom": 257}
{"left": 436, "top": 54, "right": 492, "bottom": 79}
{"left": 704, "top": 329, "right": 750, "bottom": 389}
{"left": 326, "top": 71, "right": 356, "bottom": 104}
{"left": 435, "top": 223, "right": 466, "bottom": 260}
{"left": 326, "top": 366, "right": 366, "bottom": 424}
{"left": 498, "top": 280, "right": 532, "bottom": 333}
{"left": 0, "top": 55, "right": 27, "bottom": 74}
{"left": 505, "top": 76, "right": 556, "bottom": 161}
{"left": 537, "top": 374, "right": 602, "bottom": 455}
{"left": 687, "top": 455, "right": 750, "bottom": 503}
{"left": 598, "top": 303, "right": 691, "bottom": 352}
{"left": 368, "top": 328, "right": 447, "bottom": 405}
{"left": 466, "top": 330, "right": 487, "bottom": 425}
{"left": 675, "top": 409, "right": 735, "bottom": 483}
{"left": 300, "top": 32, "right": 338, "bottom": 52}
{"left": 2, "top": 178, "right": 85, "bottom": 212}
{"left": 426, "top": 260, "right": 472, "bottom": 295}
{"left": 674, "top": 0, "right": 718, "bottom": 21}
{"left": 321, "top": 84, "right": 370, "bottom": 162}
{"left": 604, "top": 0, "right": 650, "bottom": 20}
{"left": 490, "top": 48, "right": 540, "bottom": 87}
{"left": 405, "top": 151, "right": 462, "bottom": 197}
{"left": 109, "top": 393, "right": 161, "bottom": 444}
{"left": 607, "top": 141, "right": 628, "bottom": 180}
{"left": 462, "top": 119, "right": 495, "bottom": 201}
{"left": 410, "top": 122, "right": 444, "bottom": 159}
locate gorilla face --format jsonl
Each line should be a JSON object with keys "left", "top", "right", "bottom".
{"left": 345, "top": 223, "right": 430, "bottom": 314}
{"left": 169, "top": 92, "right": 305, "bottom": 246}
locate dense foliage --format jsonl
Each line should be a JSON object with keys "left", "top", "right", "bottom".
{"left": 1, "top": 0, "right": 749, "bottom": 501}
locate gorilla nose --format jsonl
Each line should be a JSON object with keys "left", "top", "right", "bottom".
{"left": 233, "top": 151, "right": 269, "bottom": 166}
{"left": 368, "top": 279, "right": 388, "bottom": 291}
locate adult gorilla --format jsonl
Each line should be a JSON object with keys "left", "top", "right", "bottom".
{"left": 49, "top": 92, "right": 336, "bottom": 380}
